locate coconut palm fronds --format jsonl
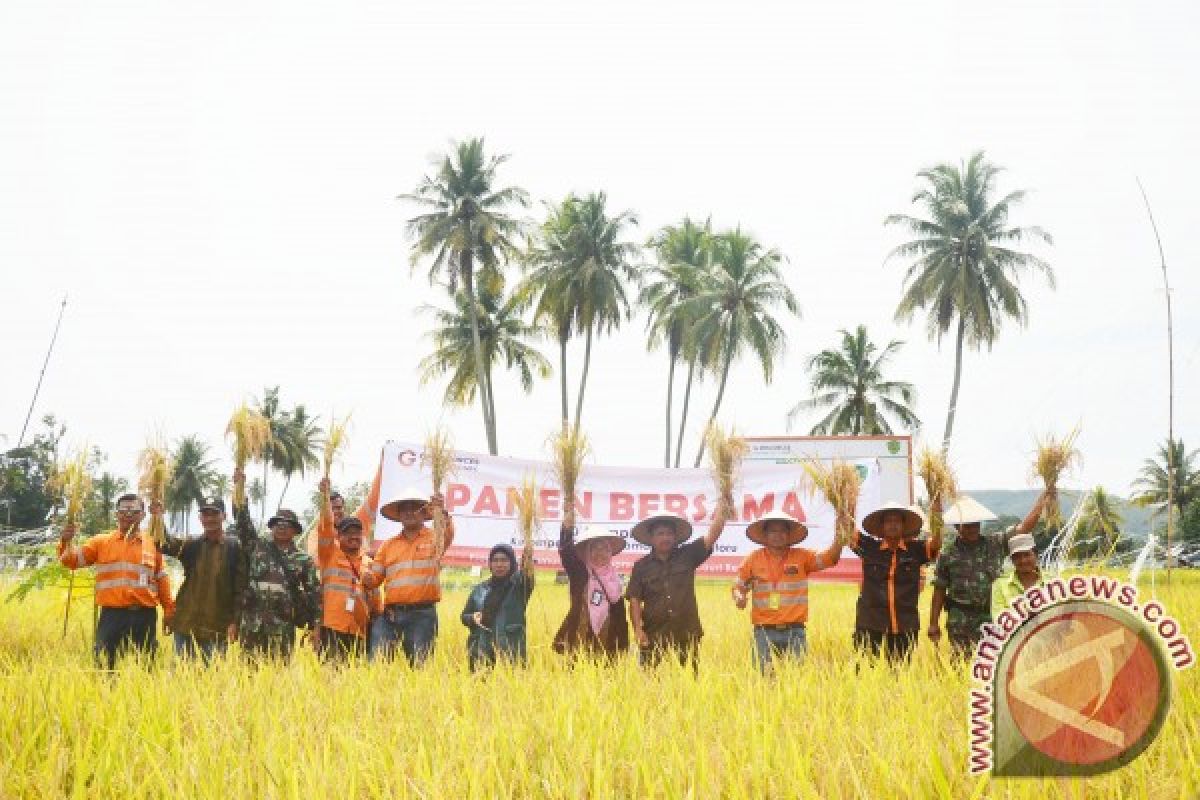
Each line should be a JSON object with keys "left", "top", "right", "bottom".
{"left": 803, "top": 459, "right": 861, "bottom": 544}
{"left": 1032, "top": 427, "right": 1082, "bottom": 529}
{"left": 706, "top": 424, "right": 747, "bottom": 519}
{"left": 916, "top": 447, "right": 957, "bottom": 537}
{"left": 226, "top": 404, "right": 272, "bottom": 507}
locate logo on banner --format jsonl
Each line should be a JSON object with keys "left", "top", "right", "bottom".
{"left": 967, "top": 577, "right": 1192, "bottom": 777}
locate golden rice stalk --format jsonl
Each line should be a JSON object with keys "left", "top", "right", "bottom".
{"left": 803, "top": 459, "right": 861, "bottom": 544}
{"left": 421, "top": 427, "right": 457, "bottom": 559}
{"left": 51, "top": 449, "right": 92, "bottom": 528}
{"left": 137, "top": 441, "right": 172, "bottom": 544}
{"left": 226, "top": 404, "right": 272, "bottom": 507}
{"left": 421, "top": 426, "right": 457, "bottom": 494}
{"left": 511, "top": 474, "right": 540, "bottom": 576}
{"left": 1032, "top": 427, "right": 1082, "bottom": 529}
{"left": 916, "top": 447, "right": 957, "bottom": 538}
{"left": 705, "top": 424, "right": 747, "bottom": 519}
{"left": 549, "top": 427, "right": 590, "bottom": 514}
{"left": 322, "top": 414, "right": 352, "bottom": 482}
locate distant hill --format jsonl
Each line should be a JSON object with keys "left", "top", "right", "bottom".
{"left": 964, "top": 489, "right": 1156, "bottom": 538}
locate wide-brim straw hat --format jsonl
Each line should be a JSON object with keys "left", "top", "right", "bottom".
{"left": 746, "top": 511, "right": 809, "bottom": 546}
{"left": 574, "top": 525, "right": 627, "bottom": 555}
{"left": 630, "top": 513, "right": 693, "bottom": 546}
{"left": 861, "top": 502, "right": 924, "bottom": 538}
{"left": 944, "top": 495, "right": 997, "bottom": 526}
{"left": 379, "top": 487, "right": 429, "bottom": 522}
{"left": 905, "top": 504, "right": 929, "bottom": 538}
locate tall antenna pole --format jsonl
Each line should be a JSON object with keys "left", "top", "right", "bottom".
{"left": 1136, "top": 178, "right": 1174, "bottom": 584}
{"left": 16, "top": 295, "right": 69, "bottom": 449}
{"left": 5, "top": 295, "right": 68, "bottom": 528}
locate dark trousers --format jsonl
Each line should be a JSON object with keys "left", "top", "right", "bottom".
{"left": 94, "top": 606, "right": 157, "bottom": 669}
{"left": 319, "top": 627, "right": 365, "bottom": 663}
{"left": 853, "top": 628, "right": 918, "bottom": 663}
{"left": 639, "top": 632, "right": 700, "bottom": 671}
{"left": 369, "top": 605, "right": 438, "bottom": 666}
{"left": 240, "top": 628, "right": 297, "bottom": 661}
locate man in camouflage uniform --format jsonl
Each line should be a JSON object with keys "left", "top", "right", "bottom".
{"left": 233, "top": 469, "right": 321, "bottom": 660}
{"left": 928, "top": 491, "right": 1052, "bottom": 657}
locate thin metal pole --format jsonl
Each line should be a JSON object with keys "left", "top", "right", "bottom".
{"left": 1136, "top": 178, "right": 1173, "bottom": 584}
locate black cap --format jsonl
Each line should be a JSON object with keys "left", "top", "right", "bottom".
{"left": 267, "top": 509, "right": 302, "bottom": 531}
{"left": 336, "top": 517, "right": 364, "bottom": 534}
{"left": 198, "top": 496, "right": 226, "bottom": 514}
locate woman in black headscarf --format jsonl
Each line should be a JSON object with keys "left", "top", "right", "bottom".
{"left": 460, "top": 543, "right": 535, "bottom": 671}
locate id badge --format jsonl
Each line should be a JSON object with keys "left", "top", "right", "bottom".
{"left": 138, "top": 572, "right": 149, "bottom": 588}
{"left": 768, "top": 592, "right": 781, "bottom": 611}
{"left": 590, "top": 588, "right": 604, "bottom": 607}
{"left": 345, "top": 595, "right": 356, "bottom": 613}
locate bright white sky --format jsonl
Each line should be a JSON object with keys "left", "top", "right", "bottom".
{"left": 2, "top": 1, "right": 1196, "bottom": 510}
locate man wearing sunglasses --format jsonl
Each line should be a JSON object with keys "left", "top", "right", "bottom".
{"left": 58, "top": 493, "right": 175, "bottom": 668}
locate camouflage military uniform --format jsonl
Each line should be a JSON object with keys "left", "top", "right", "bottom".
{"left": 932, "top": 531, "right": 1009, "bottom": 655}
{"left": 232, "top": 503, "right": 322, "bottom": 659}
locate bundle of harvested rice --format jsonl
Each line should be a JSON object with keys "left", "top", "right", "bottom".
{"left": 549, "top": 427, "right": 590, "bottom": 520}
{"left": 51, "top": 449, "right": 92, "bottom": 529}
{"left": 422, "top": 427, "right": 456, "bottom": 558}
{"left": 137, "top": 441, "right": 171, "bottom": 544}
{"left": 321, "top": 414, "right": 351, "bottom": 489}
{"left": 510, "top": 474, "right": 540, "bottom": 576}
{"left": 226, "top": 405, "right": 271, "bottom": 508}
{"left": 916, "top": 447, "right": 957, "bottom": 537}
{"left": 803, "top": 460, "right": 861, "bottom": 544}
{"left": 705, "top": 424, "right": 747, "bottom": 520}
{"left": 1032, "top": 428, "right": 1081, "bottom": 529}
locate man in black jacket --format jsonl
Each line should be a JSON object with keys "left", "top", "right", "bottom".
{"left": 160, "top": 493, "right": 246, "bottom": 661}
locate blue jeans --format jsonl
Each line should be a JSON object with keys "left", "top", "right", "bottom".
{"left": 369, "top": 606, "right": 438, "bottom": 666}
{"left": 173, "top": 632, "right": 227, "bottom": 662}
{"left": 753, "top": 624, "right": 807, "bottom": 672}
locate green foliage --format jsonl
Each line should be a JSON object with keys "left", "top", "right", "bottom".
{"left": 1131, "top": 438, "right": 1199, "bottom": 520}
{"left": 0, "top": 415, "right": 65, "bottom": 528}
{"left": 6, "top": 559, "right": 84, "bottom": 604}
{"left": 1179, "top": 498, "right": 1200, "bottom": 546}
{"left": 789, "top": 325, "right": 920, "bottom": 435}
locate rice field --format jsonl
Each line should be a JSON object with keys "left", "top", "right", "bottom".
{"left": 1, "top": 571, "right": 1197, "bottom": 799}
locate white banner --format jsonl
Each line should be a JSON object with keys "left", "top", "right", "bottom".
{"left": 367, "top": 441, "right": 884, "bottom": 578}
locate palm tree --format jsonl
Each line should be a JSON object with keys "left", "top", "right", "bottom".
{"left": 403, "top": 138, "right": 529, "bottom": 455}
{"left": 1075, "top": 486, "right": 1123, "bottom": 560}
{"left": 524, "top": 192, "right": 640, "bottom": 433}
{"left": 684, "top": 227, "right": 799, "bottom": 466}
{"left": 643, "top": 217, "right": 712, "bottom": 466}
{"left": 254, "top": 386, "right": 283, "bottom": 524}
{"left": 418, "top": 286, "right": 551, "bottom": 432}
{"left": 1131, "top": 439, "right": 1200, "bottom": 520}
{"left": 273, "top": 406, "right": 322, "bottom": 509}
{"left": 167, "top": 435, "right": 216, "bottom": 532}
{"left": 91, "top": 472, "right": 128, "bottom": 531}
{"left": 787, "top": 325, "right": 920, "bottom": 436}
{"left": 886, "top": 151, "right": 1054, "bottom": 452}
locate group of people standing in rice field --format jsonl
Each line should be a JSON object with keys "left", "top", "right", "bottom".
{"left": 56, "top": 463, "right": 1053, "bottom": 672}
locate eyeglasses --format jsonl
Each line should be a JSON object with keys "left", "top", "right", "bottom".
{"left": 115, "top": 508, "right": 143, "bottom": 515}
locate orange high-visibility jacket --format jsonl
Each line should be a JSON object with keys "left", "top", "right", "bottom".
{"left": 363, "top": 521, "right": 454, "bottom": 606}
{"left": 735, "top": 547, "right": 830, "bottom": 626}
{"left": 316, "top": 512, "right": 381, "bottom": 637}
{"left": 59, "top": 530, "right": 175, "bottom": 617}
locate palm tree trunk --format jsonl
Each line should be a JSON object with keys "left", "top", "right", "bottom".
{"left": 261, "top": 461, "right": 269, "bottom": 527}
{"left": 942, "top": 316, "right": 967, "bottom": 453}
{"left": 573, "top": 324, "right": 594, "bottom": 434}
{"left": 674, "top": 359, "right": 696, "bottom": 468}
{"left": 462, "top": 257, "right": 498, "bottom": 455}
{"left": 559, "top": 333, "right": 570, "bottom": 431}
{"left": 664, "top": 354, "right": 677, "bottom": 467}
{"left": 694, "top": 323, "right": 739, "bottom": 467}
{"left": 484, "top": 365, "right": 499, "bottom": 453}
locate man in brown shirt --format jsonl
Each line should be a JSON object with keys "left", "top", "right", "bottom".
{"left": 626, "top": 507, "right": 729, "bottom": 669}
{"left": 160, "top": 494, "right": 246, "bottom": 661}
